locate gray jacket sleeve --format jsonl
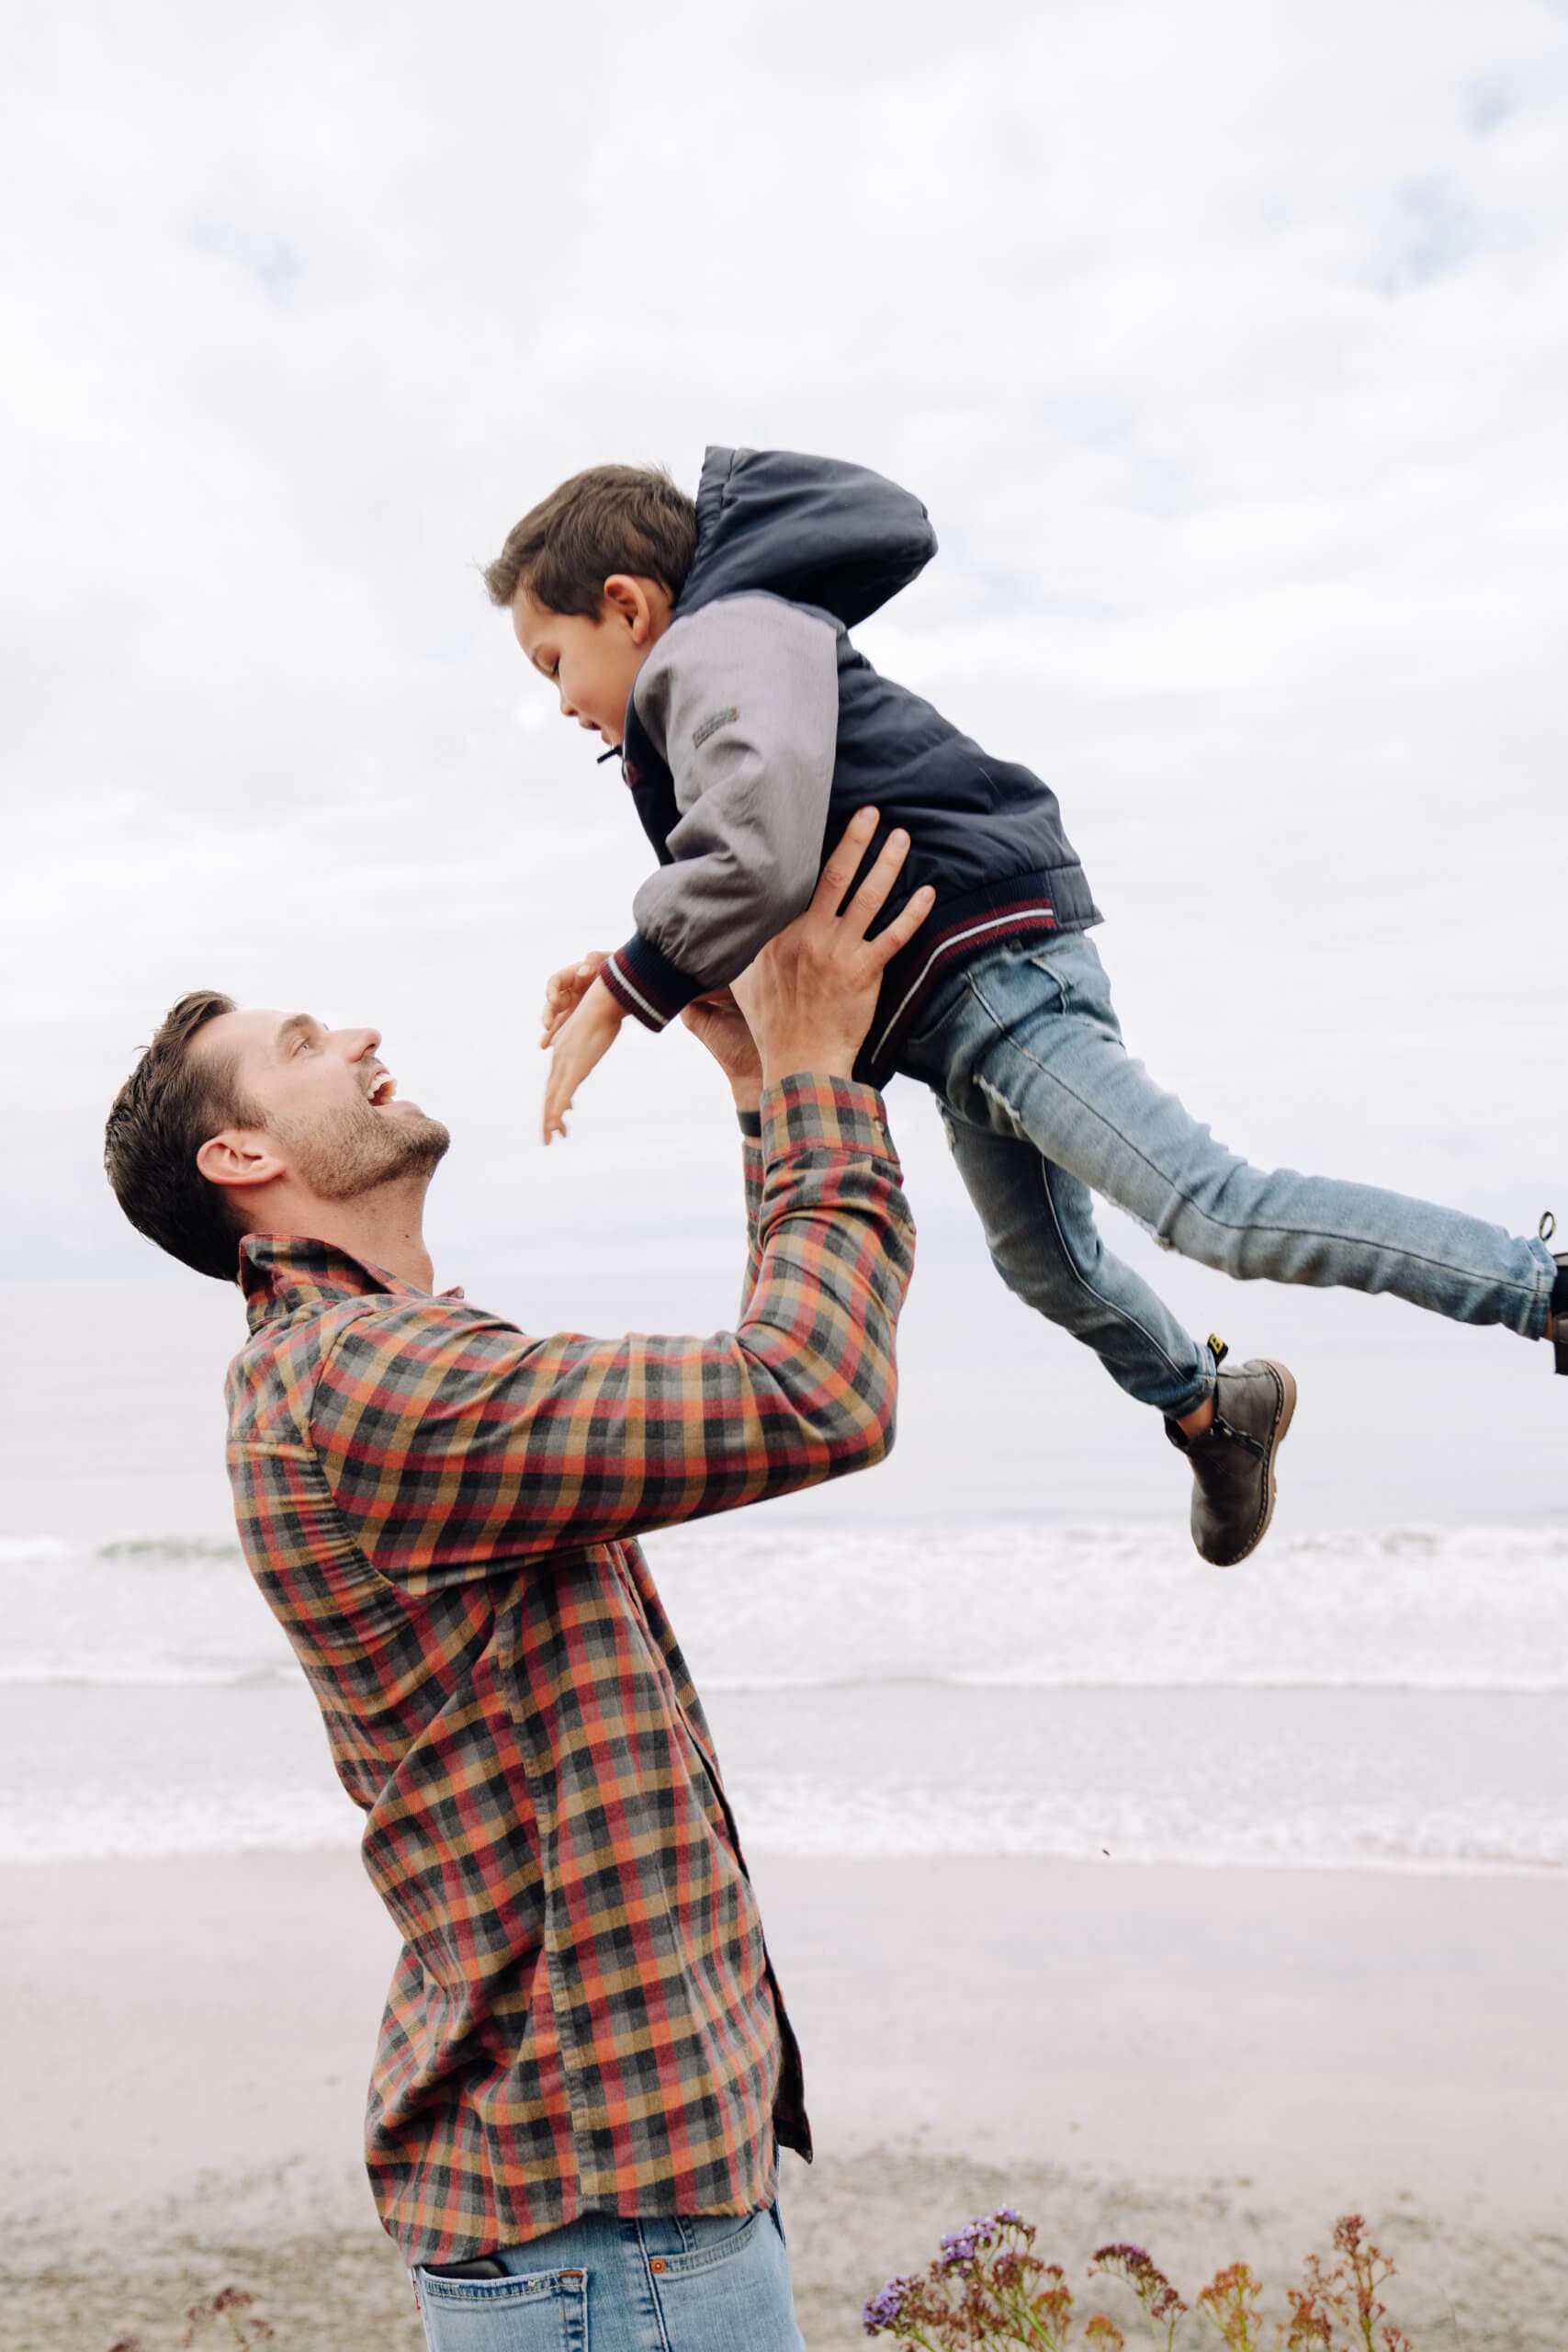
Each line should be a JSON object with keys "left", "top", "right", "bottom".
{"left": 600, "top": 594, "right": 840, "bottom": 1031}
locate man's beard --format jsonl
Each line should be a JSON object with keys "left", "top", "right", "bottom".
{"left": 273, "top": 1098, "right": 451, "bottom": 1204}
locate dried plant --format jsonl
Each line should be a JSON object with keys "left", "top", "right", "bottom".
{"left": 1089, "top": 2245, "right": 1189, "bottom": 2349}
{"left": 1195, "top": 2262, "right": 1269, "bottom": 2349}
{"left": 1280, "top": 2217, "right": 1413, "bottom": 2352}
{"left": 863, "top": 2212, "right": 1416, "bottom": 2350}
{"left": 181, "top": 2286, "right": 276, "bottom": 2348}
{"left": 863, "top": 2210, "right": 1122, "bottom": 2347}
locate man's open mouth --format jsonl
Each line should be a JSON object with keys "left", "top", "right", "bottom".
{"left": 367, "top": 1072, "right": 398, "bottom": 1107}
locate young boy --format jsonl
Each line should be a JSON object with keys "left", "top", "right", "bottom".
{"left": 486, "top": 447, "right": 1566, "bottom": 1566}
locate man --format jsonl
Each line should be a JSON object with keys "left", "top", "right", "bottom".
{"left": 103, "top": 812, "right": 931, "bottom": 2351}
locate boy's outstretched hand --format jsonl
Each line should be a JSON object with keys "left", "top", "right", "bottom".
{"left": 541, "top": 974, "right": 626, "bottom": 1144}
{"left": 540, "top": 809, "right": 935, "bottom": 1143}
{"left": 540, "top": 951, "right": 612, "bottom": 1046}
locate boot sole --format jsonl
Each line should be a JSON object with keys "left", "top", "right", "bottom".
{"left": 1219, "top": 1361, "right": 1297, "bottom": 1566}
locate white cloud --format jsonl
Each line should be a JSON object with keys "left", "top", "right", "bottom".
{"left": 3, "top": 0, "right": 1565, "bottom": 1295}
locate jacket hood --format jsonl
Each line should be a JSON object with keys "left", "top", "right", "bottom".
{"left": 677, "top": 446, "right": 938, "bottom": 629}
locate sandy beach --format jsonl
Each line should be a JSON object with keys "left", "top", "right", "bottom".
{"left": 3, "top": 1849, "right": 1564, "bottom": 2351}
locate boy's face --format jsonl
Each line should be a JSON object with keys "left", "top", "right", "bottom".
{"left": 512, "top": 576, "right": 669, "bottom": 752}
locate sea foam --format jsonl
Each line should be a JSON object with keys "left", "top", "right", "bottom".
{"left": 6, "top": 1518, "right": 1568, "bottom": 1694}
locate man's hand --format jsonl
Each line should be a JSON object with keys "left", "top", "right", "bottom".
{"left": 540, "top": 951, "right": 612, "bottom": 1047}
{"left": 542, "top": 975, "right": 626, "bottom": 1144}
{"left": 731, "top": 808, "right": 935, "bottom": 1087}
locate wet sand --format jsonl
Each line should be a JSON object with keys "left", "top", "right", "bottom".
{"left": 3, "top": 1849, "right": 1563, "bottom": 2349}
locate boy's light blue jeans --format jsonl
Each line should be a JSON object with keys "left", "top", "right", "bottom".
{"left": 412, "top": 2207, "right": 802, "bottom": 2352}
{"left": 899, "top": 930, "right": 1557, "bottom": 1421}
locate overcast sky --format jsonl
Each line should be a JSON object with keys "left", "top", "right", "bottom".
{"left": 5, "top": 0, "right": 1566, "bottom": 1309}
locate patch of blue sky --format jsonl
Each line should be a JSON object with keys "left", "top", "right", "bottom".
{"left": 1468, "top": 85, "right": 1513, "bottom": 137}
{"left": 1378, "top": 179, "right": 1476, "bottom": 298}
{"left": 975, "top": 568, "right": 1032, "bottom": 610}
{"left": 190, "top": 220, "right": 301, "bottom": 301}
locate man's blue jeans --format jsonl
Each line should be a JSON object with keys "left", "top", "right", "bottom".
{"left": 412, "top": 2207, "right": 803, "bottom": 2351}
{"left": 899, "top": 931, "right": 1557, "bottom": 1420}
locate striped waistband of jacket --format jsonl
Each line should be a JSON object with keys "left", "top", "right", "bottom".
{"left": 857, "top": 865, "right": 1101, "bottom": 1087}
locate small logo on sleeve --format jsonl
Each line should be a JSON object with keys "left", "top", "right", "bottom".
{"left": 692, "top": 707, "right": 739, "bottom": 751}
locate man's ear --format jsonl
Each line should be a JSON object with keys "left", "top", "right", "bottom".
{"left": 602, "top": 574, "right": 662, "bottom": 644}
{"left": 196, "top": 1130, "right": 286, "bottom": 1192}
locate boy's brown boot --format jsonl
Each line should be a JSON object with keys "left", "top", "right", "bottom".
{"left": 1165, "top": 1340, "right": 1297, "bottom": 1566}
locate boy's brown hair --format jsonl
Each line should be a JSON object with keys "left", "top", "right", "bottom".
{"left": 105, "top": 990, "right": 258, "bottom": 1283}
{"left": 483, "top": 464, "right": 698, "bottom": 616}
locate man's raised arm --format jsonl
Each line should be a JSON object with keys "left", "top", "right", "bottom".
{"left": 309, "top": 818, "right": 934, "bottom": 1588}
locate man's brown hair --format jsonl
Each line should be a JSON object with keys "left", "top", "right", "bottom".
{"left": 105, "top": 990, "right": 258, "bottom": 1283}
{"left": 483, "top": 464, "right": 698, "bottom": 616}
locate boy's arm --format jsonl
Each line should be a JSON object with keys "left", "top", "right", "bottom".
{"left": 600, "top": 595, "right": 840, "bottom": 1034}
{"left": 541, "top": 975, "right": 624, "bottom": 1143}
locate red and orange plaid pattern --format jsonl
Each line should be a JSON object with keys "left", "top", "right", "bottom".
{"left": 224, "top": 1075, "right": 913, "bottom": 2265}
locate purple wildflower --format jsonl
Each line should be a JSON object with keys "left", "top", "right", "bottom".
{"left": 937, "top": 2217, "right": 993, "bottom": 2268}
{"left": 862, "top": 2273, "right": 916, "bottom": 2335}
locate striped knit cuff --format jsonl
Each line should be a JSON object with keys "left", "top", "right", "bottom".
{"left": 739, "top": 1110, "right": 764, "bottom": 1234}
{"left": 759, "top": 1072, "right": 891, "bottom": 1159}
{"left": 602, "top": 933, "right": 707, "bottom": 1033}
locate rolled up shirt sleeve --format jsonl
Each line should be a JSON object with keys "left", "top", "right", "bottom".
{"left": 601, "top": 596, "right": 840, "bottom": 1031}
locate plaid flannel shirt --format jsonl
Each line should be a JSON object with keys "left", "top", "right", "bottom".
{"left": 224, "top": 1074, "right": 913, "bottom": 2266}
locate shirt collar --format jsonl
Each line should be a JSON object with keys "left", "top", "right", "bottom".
{"left": 239, "top": 1233, "right": 462, "bottom": 1333}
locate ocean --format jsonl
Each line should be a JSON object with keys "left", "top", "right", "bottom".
{"left": 4, "top": 1268, "right": 1565, "bottom": 1876}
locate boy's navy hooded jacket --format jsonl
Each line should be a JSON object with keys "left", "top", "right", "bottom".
{"left": 602, "top": 446, "right": 1100, "bottom": 1084}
